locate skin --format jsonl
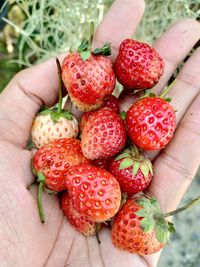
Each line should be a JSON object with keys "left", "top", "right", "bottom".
{"left": 0, "top": 0, "right": 200, "bottom": 266}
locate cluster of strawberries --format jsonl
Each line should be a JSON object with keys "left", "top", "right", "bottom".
{"left": 30, "top": 27, "right": 178, "bottom": 256}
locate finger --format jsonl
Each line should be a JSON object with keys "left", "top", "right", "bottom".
{"left": 165, "top": 47, "right": 200, "bottom": 125}
{"left": 93, "top": 0, "right": 145, "bottom": 60}
{"left": 152, "top": 19, "right": 200, "bottom": 94}
{"left": 0, "top": 55, "right": 66, "bottom": 147}
{"left": 148, "top": 93, "right": 200, "bottom": 212}
{"left": 0, "top": 0, "right": 145, "bottom": 147}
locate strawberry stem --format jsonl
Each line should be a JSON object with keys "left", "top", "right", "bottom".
{"left": 56, "top": 58, "right": 63, "bottom": 114}
{"left": 160, "top": 79, "right": 176, "bottom": 98}
{"left": 37, "top": 181, "right": 45, "bottom": 223}
{"left": 163, "top": 195, "right": 200, "bottom": 218}
{"left": 89, "top": 21, "right": 95, "bottom": 48}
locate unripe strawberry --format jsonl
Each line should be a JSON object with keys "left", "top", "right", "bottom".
{"left": 32, "top": 110, "right": 79, "bottom": 148}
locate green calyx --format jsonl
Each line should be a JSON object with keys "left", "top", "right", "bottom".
{"left": 39, "top": 107, "right": 73, "bottom": 123}
{"left": 77, "top": 21, "right": 111, "bottom": 61}
{"left": 115, "top": 145, "right": 153, "bottom": 178}
{"left": 136, "top": 195, "right": 175, "bottom": 244}
{"left": 136, "top": 194, "right": 200, "bottom": 244}
{"left": 120, "top": 111, "right": 126, "bottom": 120}
{"left": 77, "top": 21, "right": 94, "bottom": 61}
{"left": 93, "top": 42, "right": 111, "bottom": 56}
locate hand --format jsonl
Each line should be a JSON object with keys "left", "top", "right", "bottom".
{"left": 0, "top": 0, "right": 200, "bottom": 266}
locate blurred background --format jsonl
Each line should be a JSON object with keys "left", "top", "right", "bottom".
{"left": 0, "top": 1, "right": 200, "bottom": 266}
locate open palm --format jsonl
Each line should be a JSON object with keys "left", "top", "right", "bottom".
{"left": 0, "top": 1, "right": 200, "bottom": 266}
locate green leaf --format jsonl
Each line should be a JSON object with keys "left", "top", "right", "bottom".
{"left": 39, "top": 107, "right": 51, "bottom": 115}
{"left": 37, "top": 172, "right": 46, "bottom": 183}
{"left": 137, "top": 197, "right": 152, "bottom": 210}
{"left": 81, "top": 51, "right": 91, "bottom": 61}
{"left": 26, "top": 139, "right": 35, "bottom": 150}
{"left": 136, "top": 209, "right": 151, "bottom": 218}
{"left": 155, "top": 220, "right": 170, "bottom": 244}
{"left": 51, "top": 112, "right": 60, "bottom": 123}
{"left": 150, "top": 197, "right": 158, "bottom": 205}
{"left": 93, "top": 42, "right": 111, "bottom": 56}
{"left": 115, "top": 152, "right": 130, "bottom": 161}
{"left": 44, "top": 187, "right": 58, "bottom": 195}
{"left": 149, "top": 93, "right": 156, "bottom": 97}
{"left": 140, "top": 218, "right": 155, "bottom": 232}
{"left": 31, "top": 165, "right": 37, "bottom": 177}
{"left": 119, "top": 158, "right": 133, "bottom": 170}
{"left": 165, "top": 97, "right": 172, "bottom": 102}
{"left": 61, "top": 110, "right": 73, "bottom": 120}
{"left": 120, "top": 111, "right": 126, "bottom": 120}
{"left": 77, "top": 38, "right": 90, "bottom": 53}
{"left": 167, "top": 222, "right": 176, "bottom": 233}
{"left": 133, "top": 162, "right": 140, "bottom": 176}
{"left": 140, "top": 161, "right": 150, "bottom": 177}
{"left": 145, "top": 159, "right": 153, "bottom": 175}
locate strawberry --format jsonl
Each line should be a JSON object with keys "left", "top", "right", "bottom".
{"left": 31, "top": 110, "right": 79, "bottom": 148}
{"left": 126, "top": 96, "right": 176, "bottom": 150}
{"left": 61, "top": 192, "right": 98, "bottom": 236}
{"left": 79, "top": 110, "right": 96, "bottom": 133}
{"left": 79, "top": 95, "right": 119, "bottom": 132}
{"left": 101, "top": 95, "right": 120, "bottom": 114}
{"left": 112, "top": 193, "right": 200, "bottom": 255}
{"left": 81, "top": 108, "right": 127, "bottom": 160}
{"left": 62, "top": 37, "right": 116, "bottom": 111}
{"left": 114, "top": 39, "right": 164, "bottom": 90}
{"left": 32, "top": 138, "right": 90, "bottom": 222}
{"left": 66, "top": 163, "right": 121, "bottom": 222}
{"left": 31, "top": 58, "right": 79, "bottom": 148}
{"left": 111, "top": 194, "right": 174, "bottom": 255}
{"left": 109, "top": 145, "right": 153, "bottom": 195}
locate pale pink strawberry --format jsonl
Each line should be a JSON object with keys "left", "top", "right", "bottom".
{"left": 31, "top": 110, "right": 79, "bottom": 148}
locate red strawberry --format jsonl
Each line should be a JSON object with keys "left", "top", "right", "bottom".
{"left": 79, "top": 95, "right": 120, "bottom": 132}
{"left": 62, "top": 51, "right": 116, "bottom": 111}
{"left": 81, "top": 108, "right": 127, "bottom": 160}
{"left": 32, "top": 138, "right": 90, "bottom": 222}
{"left": 126, "top": 97, "right": 176, "bottom": 150}
{"left": 114, "top": 39, "right": 164, "bottom": 90}
{"left": 33, "top": 138, "right": 89, "bottom": 192}
{"left": 66, "top": 163, "right": 121, "bottom": 222}
{"left": 79, "top": 110, "right": 96, "bottom": 133}
{"left": 101, "top": 95, "right": 120, "bottom": 114}
{"left": 61, "top": 192, "right": 99, "bottom": 236}
{"left": 109, "top": 145, "right": 153, "bottom": 195}
{"left": 111, "top": 194, "right": 174, "bottom": 255}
